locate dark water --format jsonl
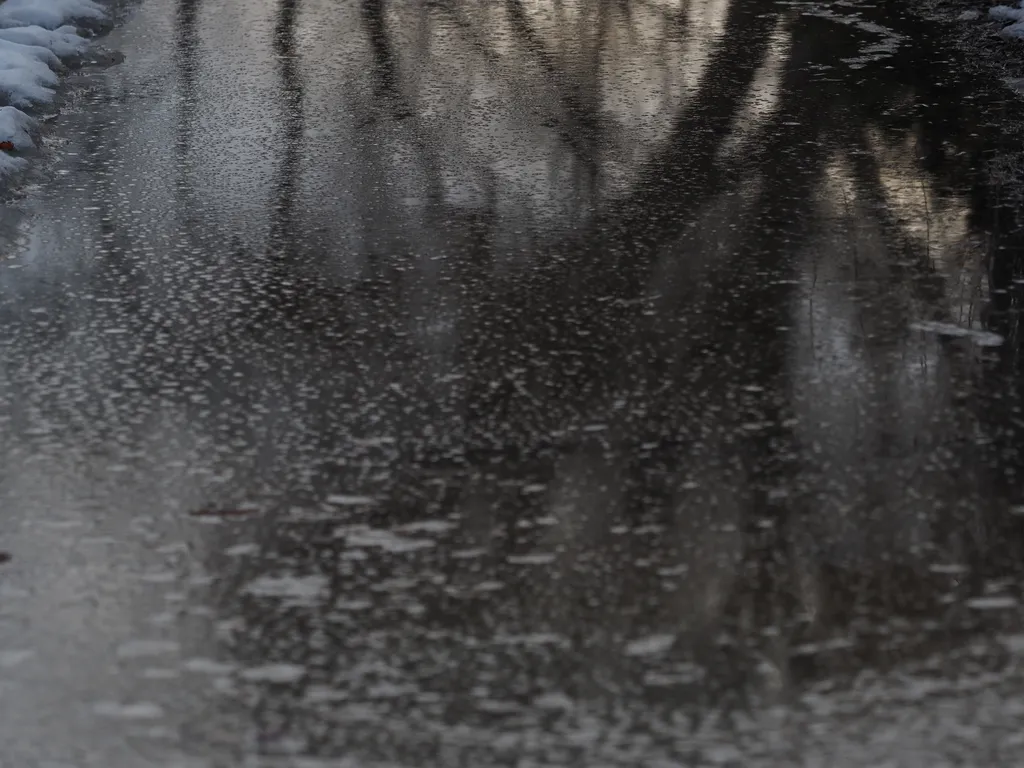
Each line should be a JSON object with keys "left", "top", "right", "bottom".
{"left": 3, "top": 0, "right": 1024, "bottom": 765}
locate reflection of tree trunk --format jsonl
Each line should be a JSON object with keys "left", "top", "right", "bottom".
{"left": 175, "top": 0, "right": 200, "bottom": 216}
{"left": 504, "top": 0, "right": 603, "bottom": 167}
{"left": 269, "top": 0, "right": 301, "bottom": 252}
{"left": 255, "top": 0, "right": 310, "bottom": 327}
{"left": 362, "top": 0, "right": 408, "bottom": 115}
{"left": 175, "top": 0, "right": 199, "bottom": 148}
{"left": 451, "top": 1, "right": 780, "bottom": 450}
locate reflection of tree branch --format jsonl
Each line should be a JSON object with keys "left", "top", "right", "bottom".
{"left": 504, "top": 0, "right": 603, "bottom": 141}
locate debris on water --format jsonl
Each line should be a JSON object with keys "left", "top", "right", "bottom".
{"left": 326, "top": 494, "right": 377, "bottom": 506}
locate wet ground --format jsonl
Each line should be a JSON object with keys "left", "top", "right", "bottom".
{"left": 4, "top": 0, "right": 1024, "bottom": 765}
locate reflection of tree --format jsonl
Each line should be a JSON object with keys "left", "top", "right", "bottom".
{"left": 166, "top": 0, "right": 1024, "bottom": 759}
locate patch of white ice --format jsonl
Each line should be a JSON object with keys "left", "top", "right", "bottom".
{"left": 0, "top": 105, "right": 35, "bottom": 150}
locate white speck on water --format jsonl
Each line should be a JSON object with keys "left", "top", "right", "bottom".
{"left": 142, "top": 668, "right": 180, "bottom": 680}
{"left": 533, "top": 692, "right": 575, "bottom": 710}
{"left": 966, "top": 595, "right": 1018, "bottom": 610}
{"left": 182, "top": 657, "right": 236, "bottom": 675}
{"left": 244, "top": 574, "right": 327, "bottom": 602}
{"left": 495, "top": 633, "right": 570, "bottom": 648}
{"left": 452, "top": 547, "right": 487, "bottom": 559}
{"left": 397, "top": 519, "right": 455, "bottom": 534}
{"left": 625, "top": 633, "right": 676, "bottom": 657}
{"left": 473, "top": 580, "right": 504, "bottom": 592}
{"left": 304, "top": 685, "right": 350, "bottom": 703}
{"left": 1000, "top": 635, "right": 1024, "bottom": 654}
{"left": 326, "top": 494, "right": 376, "bottom": 506}
{"left": 116, "top": 640, "right": 180, "bottom": 659}
{"left": 342, "top": 528, "right": 434, "bottom": 553}
{"left": 351, "top": 436, "right": 395, "bottom": 447}
{"left": 93, "top": 701, "right": 166, "bottom": 720}
{"left": 507, "top": 552, "right": 555, "bottom": 565}
{"left": 240, "top": 663, "right": 306, "bottom": 683}
{"left": 929, "top": 563, "right": 968, "bottom": 575}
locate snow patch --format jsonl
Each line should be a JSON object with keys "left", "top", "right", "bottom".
{"left": 0, "top": 0, "right": 105, "bottom": 31}
{"left": 0, "top": 151, "right": 26, "bottom": 177}
{"left": 0, "top": 25, "right": 90, "bottom": 59}
{"left": 0, "top": 2, "right": 109, "bottom": 182}
{"left": 991, "top": 2, "right": 1024, "bottom": 37}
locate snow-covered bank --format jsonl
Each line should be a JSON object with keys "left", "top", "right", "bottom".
{"left": 0, "top": 0, "right": 110, "bottom": 179}
{"left": 991, "top": 2, "right": 1024, "bottom": 36}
